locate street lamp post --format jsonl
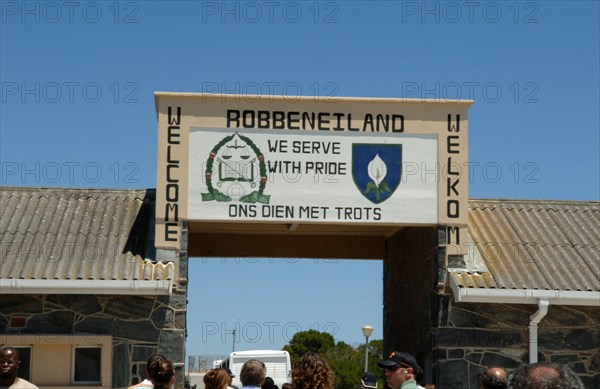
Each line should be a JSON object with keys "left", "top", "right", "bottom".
{"left": 232, "top": 329, "right": 236, "bottom": 353}
{"left": 362, "top": 325, "right": 374, "bottom": 372}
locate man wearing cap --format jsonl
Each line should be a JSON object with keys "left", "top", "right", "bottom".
{"left": 361, "top": 371, "right": 378, "bottom": 389}
{"left": 378, "top": 351, "right": 420, "bottom": 389}
{"left": 223, "top": 367, "right": 239, "bottom": 389}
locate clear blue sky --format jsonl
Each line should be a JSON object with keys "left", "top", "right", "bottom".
{"left": 1, "top": 1, "right": 598, "bottom": 357}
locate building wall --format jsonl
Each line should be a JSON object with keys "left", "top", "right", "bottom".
{"left": 384, "top": 227, "right": 599, "bottom": 388}
{"left": 0, "top": 290, "right": 186, "bottom": 388}
{"left": 383, "top": 226, "right": 439, "bottom": 382}
{"left": 433, "top": 300, "right": 600, "bottom": 388}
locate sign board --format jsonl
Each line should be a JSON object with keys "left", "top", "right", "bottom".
{"left": 155, "top": 93, "right": 471, "bottom": 253}
{"left": 188, "top": 129, "right": 438, "bottom": 224}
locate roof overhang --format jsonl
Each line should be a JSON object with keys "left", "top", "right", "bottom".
{"left": 0, "top": 279, "right": 173, "bottom": 295}
{"left": 449, "top": 275, "right": 600, "bottom": 306}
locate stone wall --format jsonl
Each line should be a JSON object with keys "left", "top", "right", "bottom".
{"left": 384, "top": 226, "right": 599, "bottom": 388}
{"left": 434, "top": 300, "right": 600, "bottom": 388}
{"left": 383, "top": 226, "right": 439, "bottom": 369}
{"left": 0, "top": 214, "right": 188, "bottom": 388}
{"left": 0, "top": 291, "right": 186, "bottom": 388}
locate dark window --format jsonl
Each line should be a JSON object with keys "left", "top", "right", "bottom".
{"left": 73, "top": 347, "right": 101, "bottom": 383}
{"left": 14, "top": 347, "right": 31, "bottom": 380}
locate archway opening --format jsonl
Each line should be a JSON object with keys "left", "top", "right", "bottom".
{"left": 185, "top": 255, "right": 383, "bottom": 370}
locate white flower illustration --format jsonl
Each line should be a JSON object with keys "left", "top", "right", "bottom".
{"left": 368, "top": 154, "right": 387, "bottom": 188}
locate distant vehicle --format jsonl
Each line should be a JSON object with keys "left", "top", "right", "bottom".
{"left": 213, "top": 359, "right": 223, "bottom": 369}
{"left": 220, "top": 350, "right": 291, "bottom": 388}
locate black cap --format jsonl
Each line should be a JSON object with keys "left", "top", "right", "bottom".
{"left": 223, "top": 366, "right": 235, "bottom": 378}
{"left": 377, "top": 351, "right": 419, "bottom": 372}
{"left": 361, "top": 371, "right": 378, "bottom": 388}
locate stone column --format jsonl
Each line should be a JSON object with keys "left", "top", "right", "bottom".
{"left": 383, "top": 227, "right": 438, "bottom": 364}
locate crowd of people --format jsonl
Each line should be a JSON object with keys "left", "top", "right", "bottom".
{"left": 0, "top": 346, "right": 588, "bottom": 389}
{"left": 196, "top": 349, "right": 586, "bottom": 389}
{"left": 375, "top": 350, "right": 585, "bottom": 389}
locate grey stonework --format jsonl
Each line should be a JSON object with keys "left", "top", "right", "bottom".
{"left": 434, "top": 297, "right": 600, "bottom": 388}
{"left": 0, "top": 290, "right": 187, "bottom": 388}
{"left": 0, "top": 295, "right": 43, "bottom": 314}
{"left": 383, "top": 227, "right": 600, "bottom": 388}
{"left": 0, "top": 230, "right": 188, "bottom": 389}
{"left": 113, "top": 342, "right": 130, "bottom": 387}
{"left": 0, "top": 242, "right": 188, "bottom": 389}
{"left": 384, "top": 226, "right": 438, "bottom": 358}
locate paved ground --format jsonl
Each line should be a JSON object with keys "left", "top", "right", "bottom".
{"left": 187, "top": 373, "right": 205, "bottom": 389}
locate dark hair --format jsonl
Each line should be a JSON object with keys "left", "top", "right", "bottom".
{"left": 263, "top": 377, "right": 275, "bottom": 389}
{"left": 149, "top": 359, "right": 175, "bottom": 389}
{"left": 147, "top": 353, "right": 167, "bottom": 366}
{"left": 291, "top": 352, "right": 334, "bottom": 389}
{"left": 507, "top": 362, "right": 584, "bottom": 389}
{"left": 204, "top": 368, "right": 231, "bottom": 389}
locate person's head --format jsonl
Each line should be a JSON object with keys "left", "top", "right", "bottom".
{"left": 361, "top": 371, "right": 378, "bottom": 389}
{"left": 240, "top": 359, "right": 266, "bottom": 387}
{"left": 0, "top": 347, "right": 20, "bottom": 380}
{"left": 291, "top": 352, "right": 334, "bottom": 389}
{"left": 204, "top": 368, "right": 231, "bottom": 389}
{"left": 281, "top": 383, "right": 292, "bottom": 389}
{"left": 377, "top": 351, "right": 419, "bottom": 389}
{"left": 482, "top": 366, "right": 508, "bottom": 389}
{"left": 146, "top": 354, "right": 167, "bottom": 378}
{"left": 149, "top": 358, "right": 175, "bottom": 389}
{"left": 506, "top": 362, "right": 584, "bottom": 389}
{"left": 223, "top": 366, "right": 235, "bottom": 383}
{"left": 263, "top": 377, "right": 275, "bottom": 389}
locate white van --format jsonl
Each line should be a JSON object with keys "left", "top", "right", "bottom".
{"left": 221, "top": 350, "right": 291, "bottom": 388}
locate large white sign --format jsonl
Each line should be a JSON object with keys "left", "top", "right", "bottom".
{"left": 188, "top": 128, "right": 438, "bottom": 224}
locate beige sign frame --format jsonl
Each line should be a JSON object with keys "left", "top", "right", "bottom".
{"left": 155, "top": 92, "right": 471, "bottom": 256}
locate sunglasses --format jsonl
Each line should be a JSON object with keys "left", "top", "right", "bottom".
{"left": 384, "top": 363, "right": 411, "bottom": 372}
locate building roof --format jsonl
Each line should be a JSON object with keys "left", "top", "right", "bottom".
{"left": 451, "top": 199, "right": 600, "bottom": 292}
{"left": 1, "top": 187, "right": 598, "bottom": 294}
{"left": 0, "top": 186, "right": 173, "bottom": 284}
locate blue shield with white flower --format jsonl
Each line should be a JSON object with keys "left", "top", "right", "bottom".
{"left": 352, "top": 144, "right": 402, "bottom": 204}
